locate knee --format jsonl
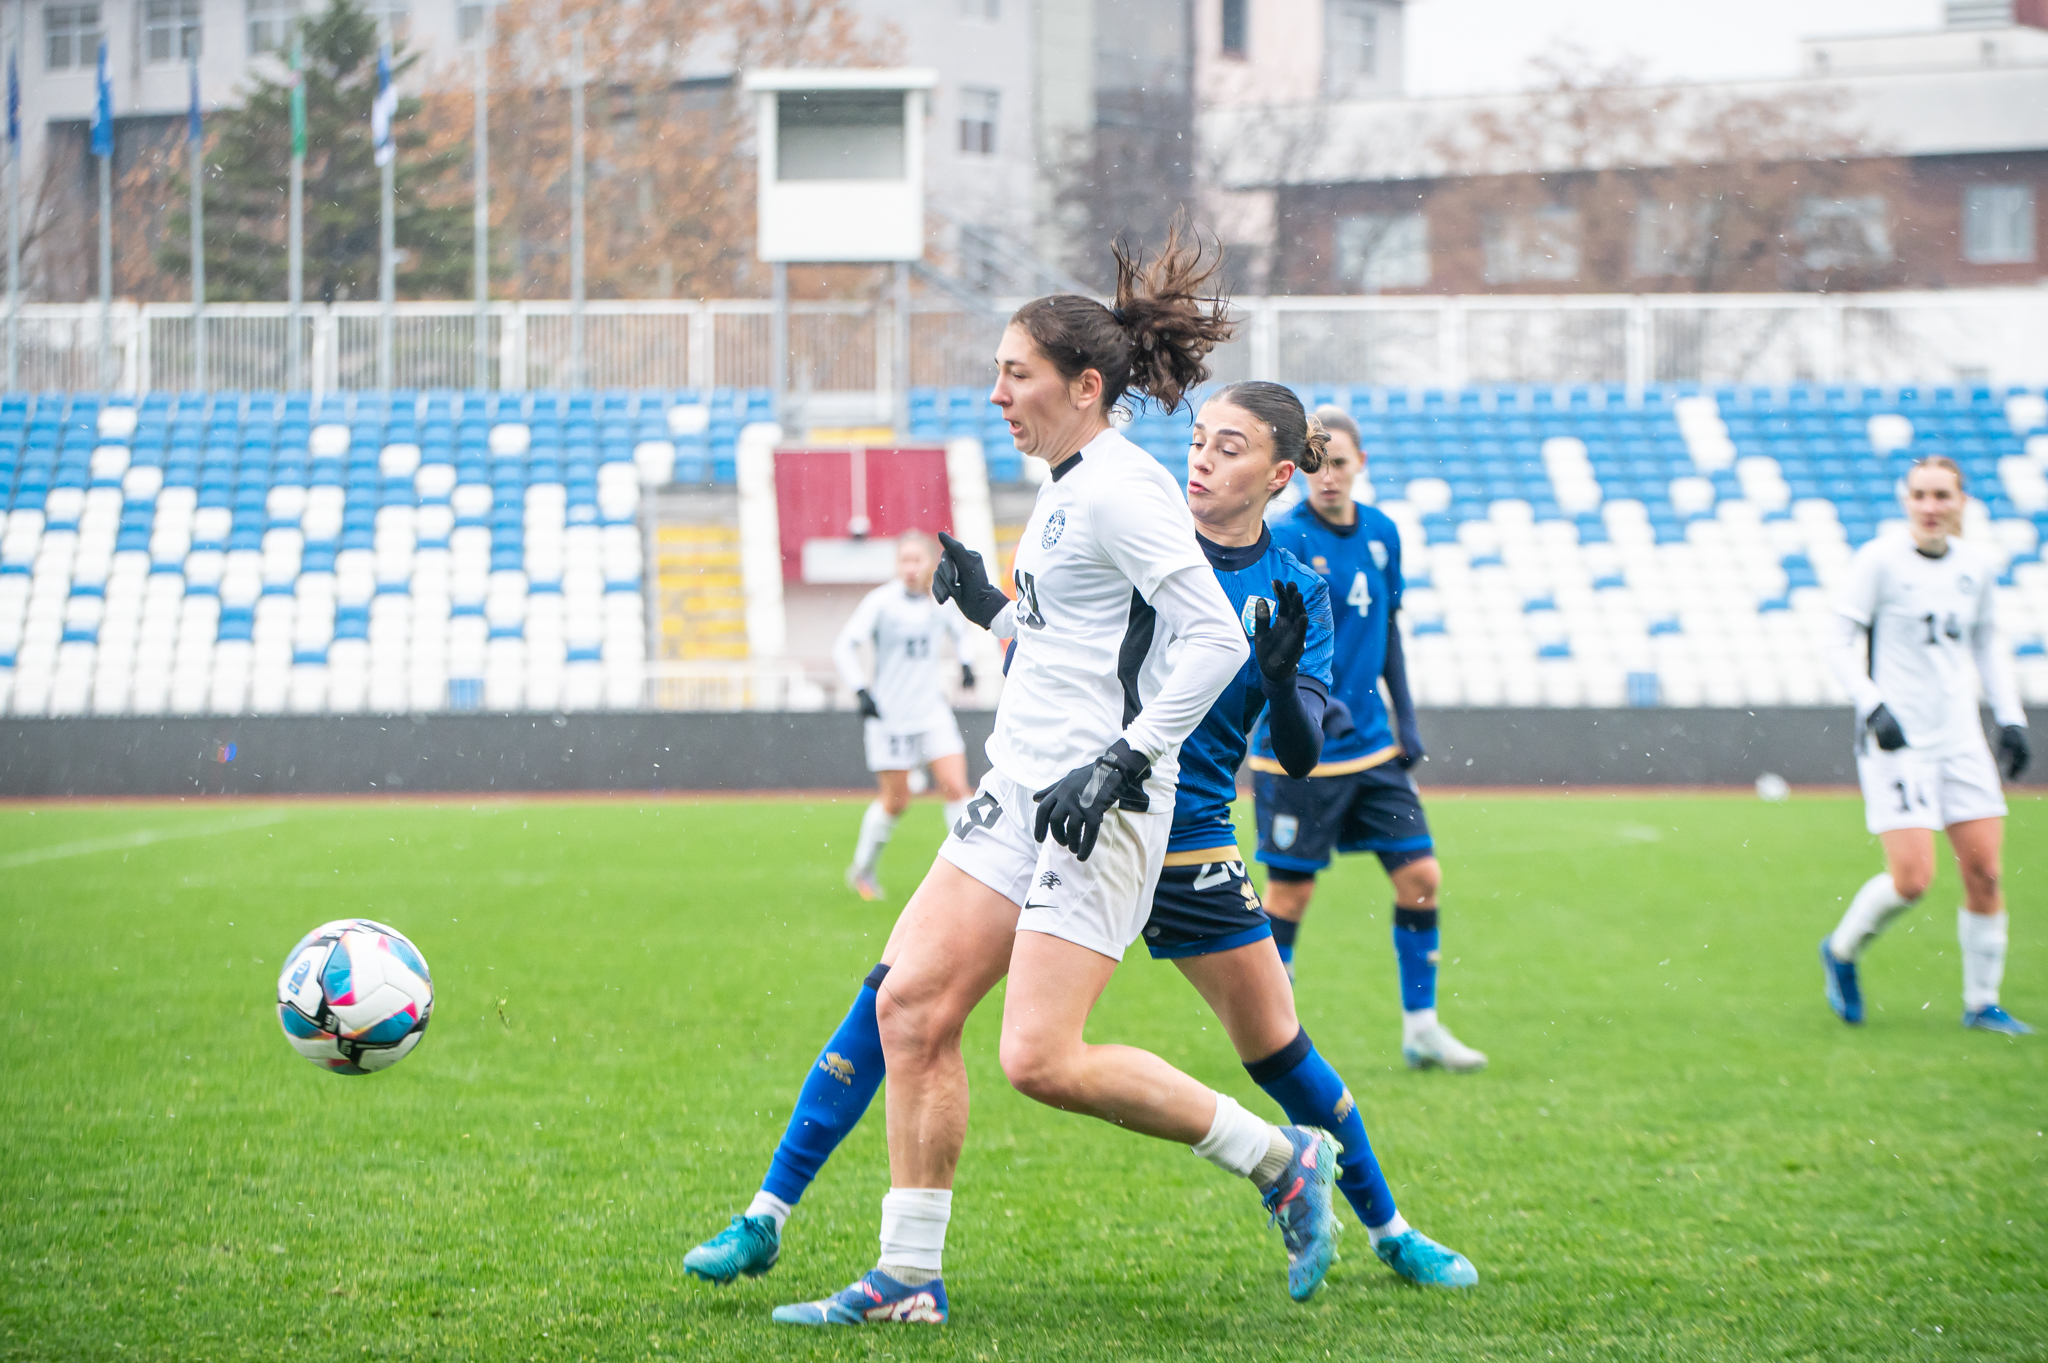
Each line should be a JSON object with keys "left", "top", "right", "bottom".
{"left": 1892, "top": 864, "right": 1935, "bottom": 902}
{"left": 880, "top": 791, "right": 912, "bottom": 817}
{"left": 875, "top": 985, "right": 955, "bottom": 1064}
{"left": 1962, "top": 857, "right": 2001, "bottom": 897}
{"left": 1396, "top": 858, "right": 1442, "bottom": 904}
{"left": 998, "top": 1032, "right": 1079, "bottom": 1108}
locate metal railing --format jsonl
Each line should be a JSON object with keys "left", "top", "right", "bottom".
{"left": 7, "top": 288, "right": 2045, "bottom": 395}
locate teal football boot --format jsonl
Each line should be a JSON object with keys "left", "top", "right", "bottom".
{"left": 1375, "top": 1227, "right": 1479, "bottom": 1288}
{"left": 684, "top": 1214, "right": 780, "bottom": 1284}
{"left": 1262, "top": 1126, "right": 1343, "bottom": 1302}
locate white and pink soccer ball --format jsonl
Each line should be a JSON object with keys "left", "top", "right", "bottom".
{"left": 276, "top": 919, "right": 434, "bottom": 1075}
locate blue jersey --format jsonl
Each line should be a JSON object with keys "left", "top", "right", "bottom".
{"left": 1169, "top": 528, "right": 1335, "bottom": 853}
{"left": 1252, "top": 499, "right": 1402, "bottom": 769}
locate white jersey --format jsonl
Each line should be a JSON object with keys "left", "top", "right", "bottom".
{"left": 833, "top": 583, "right": 969, "bottom": 734}
{"left": 984, "top": 426, "right": 1247, "bottom": 809}
{"left": 1834, "top": 533, "right": 2021, "bottom": 756}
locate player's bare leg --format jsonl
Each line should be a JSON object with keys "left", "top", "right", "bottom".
{"left": 930, "top": 753, "right": 973, "bottom": 805}
{"left": 1948, "top": 817, "right": 2029, "bottom": 1033}
{"left": 1824, "top": 828, "right": 1934, "bottom": 1024}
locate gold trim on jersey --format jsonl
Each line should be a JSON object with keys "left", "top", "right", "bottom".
{"left": 1161, "top": 846, "right": 1242, "bottom": 867}
{"left": 1246, "top": 743, "right": 1403, "bottom": 778}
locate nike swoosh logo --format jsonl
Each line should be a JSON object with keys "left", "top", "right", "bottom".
{"left": 1022, "top": 901, "right": 1057, "bottom": 910}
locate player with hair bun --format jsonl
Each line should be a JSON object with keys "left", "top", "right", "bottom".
{"left": 832, "top": 529, "right": 977, "bottom": 901}
{"left": 1820, "top": 455, "right": 2033, "bottom": 1035}
{"left": 684, "top": 370, "right": 1477, "bottom": 1313}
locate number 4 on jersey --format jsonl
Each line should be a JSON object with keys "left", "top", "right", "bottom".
{"left": 1346, "top": 570, "right": 1372, "bottom": 617}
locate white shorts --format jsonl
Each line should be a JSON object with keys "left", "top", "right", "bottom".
{"left": 864, "top": 711, "right": 965, "bottom": 773}
{"left": 1857, "top": 741, "right": 2008, "bottom": 834}
{"left": 938, "top": 767, "right": 1172, "bottom": 962}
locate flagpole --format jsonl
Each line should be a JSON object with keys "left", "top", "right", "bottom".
{"left": 568, "top": 27, "right": 584, "bottom": 389}
{"left": 472, "top": 1, "right": 489, "bottom": 391}
{"left": 7, "top": 13, "right": 22, "bottom": 389}
{"left": 376, "top": 15, "right": 394, "bottom": 392}
{"left": 288, "top": 28, "right": 305, "bottom": 391}
{"left": 189, "top": 56, "right": 205, "bottom": 390}
{"left": 93, "top": 39, "right": 112, "bottom": 392}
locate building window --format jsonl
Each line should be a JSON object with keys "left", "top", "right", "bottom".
{"left": 458, "top": 1, "right": 488, "bottom": 41}
{"left": 960, "top": 0, "right": 1000, "bottom": 16}
{"left": 1336, "top": 212, "right": 1429, "bottom": 291}
{"left": 1221, "top": 0, "right": 1247, "bottom": 57}
{"left": 1632, "top": 198, "right": 1714, "bottom": 278}
{"left": 247, "top": 0, "right": 305, "bottom": 55}
{"left": 1962, "top": 183, "right": 2036, "bottom": 264}
{"left": 1795, "top": 195, "right": 1893, "bottom": 271}
{"left": 1483, "top": 207, "right": 1580, "bottom": 284}
{"left": 1324, "top": 0, "right": 1376, "bottom": 96}
{"left": 145, "top": 0, "right": 202, "bottom": 63}
{"left": 958, "top": 88, "right": 999, "bottom": 156}
{"left": 44, "top": 3, "right": 102, "bottom": 70}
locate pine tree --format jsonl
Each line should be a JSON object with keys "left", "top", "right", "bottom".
{"left": 157, "top": 0, "right": 469, "bottom": 302}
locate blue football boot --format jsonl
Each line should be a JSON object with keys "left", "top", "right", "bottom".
{"left": 772, "top": 1269, "right": 947, "bottom": 1325}
{"left": 1821, "top": 938, "right": 1863, "bottom": 1024}
{"left": 1375, "top": 1228, "right": 1479, "bottom": 1288}
{"left": 683, "top": 1214, "right": 779, "bottom": 1284}
{"left": 1962, "top": 1004, "right": 2035, "bottom": 1036}
{"left": 1262, "top": 1126, "right": 1343, "bottom": 1302}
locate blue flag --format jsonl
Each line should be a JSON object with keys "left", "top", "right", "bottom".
{"left": 187, "top": 57, "right": 201, "bottom": 144}
{"left": 372, "top": 44, "right": 395, "bottom": 167}
{"left": 7, "top": 48, "right": 18, "bottom": 149}
{"left": 90, "top": 39, "right": 112, "bottom": 157}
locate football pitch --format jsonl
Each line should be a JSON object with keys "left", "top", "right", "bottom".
{"left": 1, "top": 791, "right": 2042, "bottom": 1361}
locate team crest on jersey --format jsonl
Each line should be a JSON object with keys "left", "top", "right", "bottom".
{"left": 1369, "top": 540, "right": 1388, "bottom": 570}
{"left": 1310, "top": 555, "right": 1329, "bottom": 574}
{"left": 1240, "top": 596, "right": 1275, "bottom": 637}
{"left": 1042, "top": 510, "right": 1067, "bottom": 548}
{"left": 1958, "top": 575, "right": 1975, "bottom": 594}
{"left": 1272, "top": 814, "right": 1299, "bottom": 850}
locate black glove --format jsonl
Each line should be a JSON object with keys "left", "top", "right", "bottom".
{"left": 1032, "top": 738, "right": 1150, "bottom": 862}
{"left": 960, "top": 663, "right": 977, "bottom": 691}
{"left": 1865, "top": 703, "right": 1907, "bottom": 752}
{"left": 856, "top": 688, "right": 881, "bottom": 720}
{"left": 1395, "top": 722, "right": 1426, "bottom": 769}
{"left": 1252, "top": 580, "right": 1309, "bottom": 698}
{"left": 1998, "top": 724, "right": 2029, "bottom": 780}
{"left": 932, "top": 531, "right": 1009, "bottom": 630}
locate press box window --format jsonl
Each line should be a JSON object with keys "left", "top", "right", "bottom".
{"left": 777, "top": 90, "right": 907, "bottom": 181}
{"left": 44, "top": 3, "right": 102, "bottom": 70}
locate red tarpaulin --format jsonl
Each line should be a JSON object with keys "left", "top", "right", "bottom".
{"left": 775, "top": 447, "right": 953, "bottom": 582}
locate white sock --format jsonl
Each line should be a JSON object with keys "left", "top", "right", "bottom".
{"left": 1191, "top": 1093, "right": 1277, "bottom": 1179}
{"left": 1958, "top": 909, "right": 2008, "bottom": 1012}
{"left": 1830, "top": 873, "right": 1918, "bottom": 962}
{"left": 877, "top": 1187, "right": 951, "bottom": 1281}
{"left": 853, "top": 801, "right": 897, "bottom": 873}
{"left": 942, "top": 796, "right": 971, "bottom": 833}
{"left": 1366, "top": 1211, "right": 1411, "bottom": 1246}
{"left": 1402, "top": 1007, "right": 1438, "bottom": 1042}
{"left": 744, "top": 1190, "right": 793, "bottom": 1230}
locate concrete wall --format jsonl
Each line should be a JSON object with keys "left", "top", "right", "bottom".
{"left": 4, "top": 708, "right": 2039, "bottom": 798}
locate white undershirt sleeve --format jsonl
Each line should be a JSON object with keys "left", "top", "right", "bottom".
{"left": 1825, "top": 611, "right": 1885, "bottom": 719}
{"left": 832, "top": 590, "right": 880, "bottom": 693}
{"left": 1971, "top": 588, "right": 2026, "bottom": 730}
{"left": 986, "top": 600, "right": 1017, "bottom": 639}
{"left": 1120, "top": 565, "right": 1251, "bottom": 762}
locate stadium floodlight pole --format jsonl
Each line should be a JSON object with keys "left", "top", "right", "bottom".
{"left": 471, "top": 1, "right": 490, "bottom": 390}
{"left": 288, "top": 26, "right": 305, "bottom": 391}
{"left": 373, "top": 12, "right": 396, "bottom": 391}
{"left": 91, "top": 37, "right": 112, "bottom": 392}
{"left": 568, "top": 27, "right": 585, "bottom": 388}
{"left": 6, "top": 9, "right": 21, "bottom": 390}
{"left": 893, "top": 261, "right": 910, "bottom": 437}
{"left": 188, "top": 55, "right": 205, "bottom": 390}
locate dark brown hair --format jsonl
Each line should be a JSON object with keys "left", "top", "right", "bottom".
{"left": 1008, "top": 222, "right": 1234, "bottom": 416}
{"left": 1211, "top": 381, "right": 1329, "bottom": 473}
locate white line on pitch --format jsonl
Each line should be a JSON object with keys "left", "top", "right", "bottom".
{"left": 0, "top": 810, "right": 293, "bottom": 870}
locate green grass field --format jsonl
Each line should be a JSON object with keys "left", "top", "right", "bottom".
{"left": 1, "top": 791, "right": 2043, "bottom": 1362}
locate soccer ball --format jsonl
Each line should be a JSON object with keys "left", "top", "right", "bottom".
{"left": 276, "top": 919, "right": 434, "bottom": 1075}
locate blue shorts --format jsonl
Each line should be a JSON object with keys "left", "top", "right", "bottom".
{"left": 1140, "top": 848, "right": 1273, "bottom": 960}
{"left": 1254, "top": 762, "right": 1434, "bottom": 876}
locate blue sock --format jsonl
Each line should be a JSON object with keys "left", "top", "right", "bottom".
{"left": 1394, "top": 906, "right": 1438, "bottom": 1013}
{"left": 1269, "top": 916, "right": 1299, "bottom": 971}
{"left": 760, "top": 965, "right": 889, "bottom": 1207}
{"left": 1248, "top": 1028, "right": 1397, "bottom": 1229}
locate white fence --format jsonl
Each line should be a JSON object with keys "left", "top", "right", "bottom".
{"left": 7, "top": 288, "right": 2047, "bottom": 395}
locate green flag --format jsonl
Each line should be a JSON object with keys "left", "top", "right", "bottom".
{"left": 289, "top": 30, "right": 305, "bottom": 159}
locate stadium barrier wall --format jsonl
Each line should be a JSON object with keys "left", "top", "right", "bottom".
{"left": 3, "top": 709, "right": 2042, "bottom": 797}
